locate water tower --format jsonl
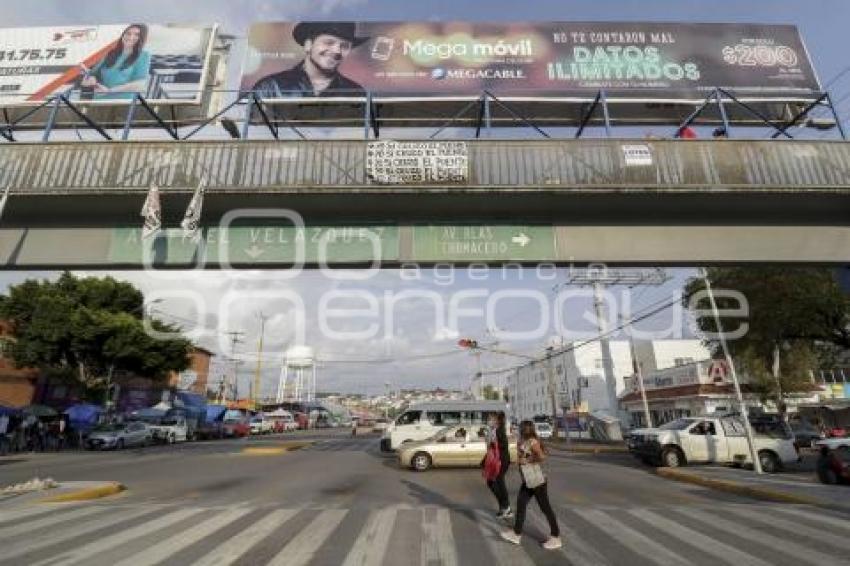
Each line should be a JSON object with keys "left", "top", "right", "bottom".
{"left": 276, "top": 346, "right": 316, "bottom": 403}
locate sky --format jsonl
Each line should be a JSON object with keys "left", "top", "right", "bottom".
{"left": 2, "top": 1, "right": 845, "bottom": 395}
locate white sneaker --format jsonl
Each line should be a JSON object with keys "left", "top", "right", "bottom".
{"left": 542, "top": 536, "right": 563, "bottom": 550}
{"left": 500, "top": 508, "right": 514, "bottom": 520}
{"left": 500, "top": 530, "right": 522, "bottom": 545}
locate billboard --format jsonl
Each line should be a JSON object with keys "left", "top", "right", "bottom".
{"left": 0, "top": 23, "right": 217, "bottom": 106}
{"left": 241, "top": 22, "right": 820, "bottom": 101}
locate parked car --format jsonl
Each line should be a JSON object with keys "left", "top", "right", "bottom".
{"left": 815, "top": 437, "right": 850, "bottom": 451}
{"left": 372, "top": 418, "right": 389, "bottom": 433}
{"left": 534, "top": 421, "right": 554, "bottom": 439}
{"left": 268, "top": 410, "right": 298, "bottom": 433}
{"left": 148, "top": 416, "right": 188, "bottom": 444}
{"left": 250, "top": 415, "right": 274, "bottom": 435}
{"left": 789, "top": 420, "right": 824, "bottom": 449}
{"left": 817, "top": 447, "right": 850, "bottom": 485}
{"left": 86, "top": 422, "right": 152, "bottom": 450}
{"left": 628, "top": 416, "right": 799, "bottom": 473}
{"left": 398, "top": 424, "right": 518, "bottom": 472}
{"left": 223, "top": 416, "right": 251, "bottom": 438}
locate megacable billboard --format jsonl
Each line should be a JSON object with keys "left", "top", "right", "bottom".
{"left": 241, "top": 21, "right": 820, "bottom": 100}
{"left": 0, "top": 23, "right": 217, "bottom": 106}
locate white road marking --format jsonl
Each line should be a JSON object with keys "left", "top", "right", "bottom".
{"left": 192, "top": 508, "right": 298, "bottom": 566}
{"left": 342, "top": 507, "right": 398, "bottom": 566}
{"left": 679, "top": 507, "right": 834, "bottom": 566}
{"left": 472, "top": 510, "right": 535, "bottom": 566}
{"left": 722, "top": 505, "right": 850, "bottom": 551}
{"left": 113, "top": 506, "right": 252, "bottom": 566}
{"left": 421, "top": 507, "right": 458, "bottom": 566}
{"left": 579, "top": 508, "right": 690, "bottom": 566}
{"left": 267, "top": 509, "right": 348, "bottom": 566}
{"left": 629, "top": 508, "right": 772, "bottom": 566}
{"left": 0, "top": 505, "right": 105, "bottom": 539}
{"left": 32, "top": 507, "right": 202, "bottom": 566}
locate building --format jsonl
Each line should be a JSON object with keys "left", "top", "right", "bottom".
{"left": 169, "top": 347, "right": 214, "bottom": 395}
{"left": 508, "top": 339, "right": 710, "bottom": 425}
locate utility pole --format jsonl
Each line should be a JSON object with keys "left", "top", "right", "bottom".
{"left": 562, "top": 267, "right": 668, "bottom": 439}
{"left": 253, "top": 313, "right": 269, "bottom": 408}
{"left": 225, "top": 331, "right": 245, "bottom": 403}
{"left": 700, "top": 269, "right": 762, "bottom": 474}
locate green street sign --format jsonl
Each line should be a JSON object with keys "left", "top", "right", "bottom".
{"left": 109, "top": 225, "right": 399, "bottom": 264}
{"left": 412, "top": 225, "right": 556, "bottom": 261}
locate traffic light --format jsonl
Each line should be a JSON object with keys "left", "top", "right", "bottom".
{"left": 457, "top": 338, "right": 479, "bottom": 349}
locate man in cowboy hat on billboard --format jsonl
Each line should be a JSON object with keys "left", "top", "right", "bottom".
{"left": 253, "top": 21, "right": 369, "bottom": 98}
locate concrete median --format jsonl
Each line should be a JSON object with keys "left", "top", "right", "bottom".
{"left": 655, "top": 467, "right": 821, "bottom": 505}
{"left": 241, "top": 441, "right": 313, "bottom": 456}
{"left": 39, "top": 482, "right": 126, "bottom": 503}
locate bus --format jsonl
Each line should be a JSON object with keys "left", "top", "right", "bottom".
{"left": 380, "top": 400, "right": 508, "bottom": 451}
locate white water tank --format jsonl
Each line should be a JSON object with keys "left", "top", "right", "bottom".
{"left": 286, "top": 345, "right": 314, "bottom": 368}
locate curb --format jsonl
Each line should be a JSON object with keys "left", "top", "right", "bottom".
{"left": 39, "top": 482, "right": 126, "bottom": 503}
{"left": 241, "top": 441, "right": 313, "bottom": 456}
{"left": 549, "top": 444, "right": 628, "bottom": 454}
{"left": 655, "top": 468, "right": 821, "bottom": 505}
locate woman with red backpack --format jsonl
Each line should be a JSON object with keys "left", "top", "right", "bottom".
{"left": 483, "top": 412, "right": 512, "bottom": 519}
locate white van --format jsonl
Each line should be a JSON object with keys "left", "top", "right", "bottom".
{"left": 380, "top": 401, "right": 508, "bottom": 451}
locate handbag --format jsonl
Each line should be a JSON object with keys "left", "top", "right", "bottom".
{"left": 482, "top": 441, "right": 501, "bottom": 481}
{"left": 519, "top": 440, "right": 546, "bottom": 488}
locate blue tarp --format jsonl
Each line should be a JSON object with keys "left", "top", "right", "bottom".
{"left": 0, "top": 405, "right": 20, "bottom": 417}
{"left": 205, "top": 405, "right": 227, "bottom": 423}
{"left": 176, "top": 391, "right": 206, "bottom": 408}
{"left": 63, "top": 403, "right": 103, "bottom": 425}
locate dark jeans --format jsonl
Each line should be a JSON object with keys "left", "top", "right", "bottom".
{"left": 513, "top": 482, "right": 560, "bottom": 537}
{"left": 487, "top": 462, "right": 510, "bottom": 510}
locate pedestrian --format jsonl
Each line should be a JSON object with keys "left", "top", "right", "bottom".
{"left": 501, "top": 420, "right": 562, "bottom": 550}
{"left": 485, "top": 412, "right": 512, "bottom": 519}
{"left": 351, "top": 419, "right": 357, "bottom": 437}
{"left": 0, "top": 412, "right": 9, "bottom": 456}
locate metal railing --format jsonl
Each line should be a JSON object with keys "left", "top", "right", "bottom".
{"left": 2, "top": 139, "right": 850, "bottom": 195}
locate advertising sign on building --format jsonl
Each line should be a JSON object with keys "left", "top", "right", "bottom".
{"left": 242, "top": 21, "right": 819, "bottom": 101}
{"left": 0, "top": 23, "right": 217, "bottom": 106}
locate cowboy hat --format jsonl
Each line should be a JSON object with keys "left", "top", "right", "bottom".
{"left": 293, "top": 22, "right": 370, "bottom": 47}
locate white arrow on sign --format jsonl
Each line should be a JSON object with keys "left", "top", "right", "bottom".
{"left": 511, "top": 233, "right": 531, "bottom": 247}
{"left": 244, "top": 244, "right": 265, "bottom": 259}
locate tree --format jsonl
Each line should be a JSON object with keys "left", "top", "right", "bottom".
{"left": 683, "top": 267, "right": 850, "bottom": 413}
{"left": 482, "top": 384, "right": 501, "bottom": 400}
{"left": 0, "top": 272, "right": 192, "bottom": 397}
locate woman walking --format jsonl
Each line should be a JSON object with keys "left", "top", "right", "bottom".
{"left": 484, "top": 412, "right": 512, "bottom": 519}
{"left": 501, "top": 420, "right": 562, "bottom": 550}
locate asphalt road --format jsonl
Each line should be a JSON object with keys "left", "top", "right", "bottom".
{"left": 1, "top": 430, "right": 849, "bottom": 565}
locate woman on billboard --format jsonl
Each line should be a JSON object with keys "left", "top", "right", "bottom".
{"left": 80, "top": 24, "right": 151, "bottom": 100}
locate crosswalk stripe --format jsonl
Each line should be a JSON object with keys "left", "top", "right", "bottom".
{"left": 32, "top": 507, "right": 202, "bottom": 566}
{"left": 112, "top": 507, "right": 252, "bottom": 566}
{"left": 548, "top": 509, "right": 612, "bottom": 566}
{"left": 678, "top": 507, "right": 835, "bottom": 566}
{"left": 768, "top": 505, "right": 850, "bottom": 533}
{"left": 267, "top": 509, "right": 348, "bottom": 566}
{"left": 1, "top": 506, "right": 156, "bottom": 562}
{"left": 192, "top": 508, "right": 298, "bottom": 566}
{"left": 0, "top": 505, "right": 105, "bottom": 539}
{"left": 420, "top": 507, "right": 458, "bottom": 566}
{"left": 629, "top": 508, "right": 772, "bottom": 566}
{"left": 471, "top": 510, "right": 535, "bottom": 566}
{"left": 341, "top": 506, "right": 397, "bottom": 566}
{"left": 0, "top": 503, "right": 66, "bottom": 524}
{"left": 721, "top": 505, "right": 850, "bottom": 551}
{"left": 579, "top": 508, "right": 690, "bottom": 566}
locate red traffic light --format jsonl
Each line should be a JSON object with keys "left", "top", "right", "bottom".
{"left": 457, "top": 338, "right": 479, "bottom": 349}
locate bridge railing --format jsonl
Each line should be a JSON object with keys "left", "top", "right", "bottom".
{"left": 2, "top": 139, "right": 850, "bottom": 194}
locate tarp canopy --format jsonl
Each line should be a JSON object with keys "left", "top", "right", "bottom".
{"left": 63, "top": 403, "right": 103, "bottom": 425}
{"left": 176, "top": 391, "right": 206, "bottom": 408}
{"left": 205, "top": 405, "right": 227, "bottom": 423}
{"left": 0, "top": 405, "right": 21, "bottom": 417}
{"left": 21, "top": 404, "right": 57, "bottom": 418}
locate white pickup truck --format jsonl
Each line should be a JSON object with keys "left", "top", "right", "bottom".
{"left": 628, "top": 416, "right": 799, "bottom": 473}
{"left": 148, "top": 416, "right": 189, "bottom": 444}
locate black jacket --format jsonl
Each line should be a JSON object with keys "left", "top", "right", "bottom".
{"left": 252, "top": 61, "right": 365, "bottom": 98}
{"left": 496, "top": 425, "right": 510, "bottom": 466}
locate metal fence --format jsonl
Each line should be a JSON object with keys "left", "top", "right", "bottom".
{"left": 2, "top": 139, "right": 850, "bottom": 194}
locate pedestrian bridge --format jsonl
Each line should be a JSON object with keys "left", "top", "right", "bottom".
{"left": 1, "top": 139, "right": 848, "bottom": 267}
